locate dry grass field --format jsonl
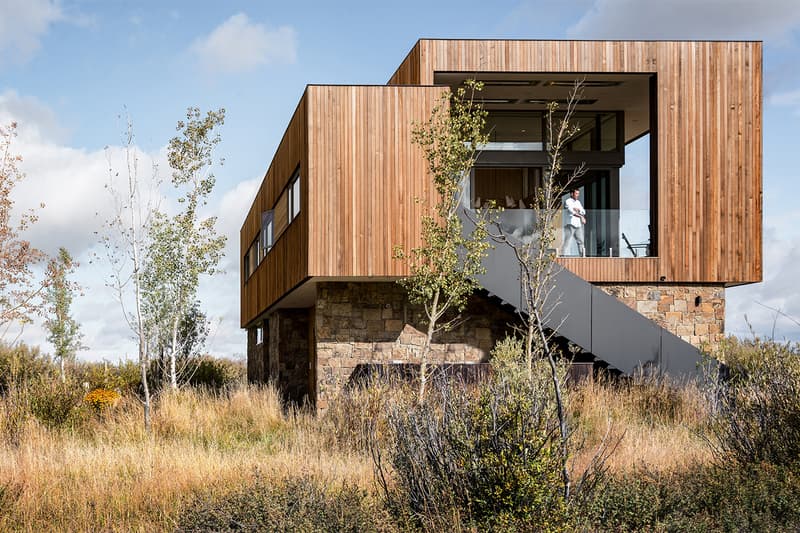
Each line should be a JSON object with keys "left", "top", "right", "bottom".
{"left": 0, "top": 376, "right": 715, "bottom": 531}
{"left": 0, "top": 337, "right": 798, "bottom": 531}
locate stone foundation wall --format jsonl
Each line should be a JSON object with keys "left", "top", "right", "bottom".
{"left": 594, "top": 284, "right": 725, "bottom": 350}
{"left": 315, "top": 282, "right": 518, "bottom": 410}
{"left": 246, "top": 324, "right": 267, "bottom": 383}
{"left": 268, "top": 309, "right": 311, "bottom": 404}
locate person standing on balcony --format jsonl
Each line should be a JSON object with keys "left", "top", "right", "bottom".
{"left": 562, "top": 188, "right": 586, "bottom": 257}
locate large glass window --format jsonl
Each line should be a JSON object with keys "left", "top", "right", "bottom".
{"left": 484, "top": 111, "right": 543, "bottom": 150}
{"left": 554, "top": 112, "right": 621, "bottom": 152}
{"left": 472, "top": 167, "right": 542, "bottom": 208}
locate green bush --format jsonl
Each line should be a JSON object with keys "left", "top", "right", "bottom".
{"left": 176, "top": 473, "right": 393, "bottom": 532}
{"left": 375, "top": 337, "right": 574, "bottom": 531}
{"left": 0, "top": 342, "right": 54, "bottom": 393}
{"left": 711, "top": 338, "right": 800, "bottom": 466}
{"left": 75, "top": 359, "right": 141, "bottom": 393}
{"left": 29, "top": 377, "right": 86, "bottom": 428}
{"left": 0, "top": 377, "right": 87, "bottom": 442}
{"left": 582, "top": 462, "right": 800, "bottom": 531}
{"left": 185, "top": 356, "right": 244, "bottom": 390}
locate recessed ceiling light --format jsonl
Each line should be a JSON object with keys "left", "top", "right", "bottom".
{"left": 477, "top": 80, "right": 540, "bottom": 86}
{"left": 544, "top": 80, "right": 621, "bottom": 88}
{"left": 479, "top": 98, "right": 518, "bottom": 104}
{"left": 524, "top": 98, "right": 598, "bottom": 105}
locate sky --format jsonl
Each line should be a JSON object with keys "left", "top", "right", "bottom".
{"left": 1, "top": 0, "right": 799, "bottom": 362}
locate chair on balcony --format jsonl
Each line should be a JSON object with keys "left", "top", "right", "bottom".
{"left": 622, "top": 232, "right": 649, "bottom": 257}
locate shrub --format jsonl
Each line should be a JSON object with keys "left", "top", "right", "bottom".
{"left": 29, "top": 377, "right": 86, "bottom": 428}
{"left": 0, "top": 377, "right": 86, "bottom": 441}
{"left": 0, "top": 342, "right": 54, "bottom": 393}
{"left": 176, "top": 473, "right": 393, "bottom": 532}
{"left": 76, "top": 359, "right": 141, "bottom": 393}
{"left": 83, "top": 388, "right": 121, "bottom": 412}
{"left": 375, "top": 337, "right": 574, "bottom": 531}
{"left": 582, "top": 462, "right": 800, "bottom": 531}
{"left": 709, "top": 338, "right": 800, "bottom": 466}
{"left": 185, "top": 356, "right": 244, "bottom": 390}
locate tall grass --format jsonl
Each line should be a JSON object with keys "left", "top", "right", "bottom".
{"left": 571, "top": 373, "right": 712, "bottom": 473}
{"left": 0, "top": 385, "right": 374, "bottom": 531}
{"left": 1, "top": 339, "right": 797, "bottom": 530}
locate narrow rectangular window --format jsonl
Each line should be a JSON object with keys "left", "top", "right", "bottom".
{"left": 245, "top": 236, "right": 258, "bottom": 279}
{"left": 262, "top": 211, "right": 274, "bottom": 254}
{"left": 290, "top": 171, "right": 301, "bottom": 220}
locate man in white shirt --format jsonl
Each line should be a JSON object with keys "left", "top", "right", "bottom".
{"left": 562, "top": 188, "right": 586, "bottom": 257}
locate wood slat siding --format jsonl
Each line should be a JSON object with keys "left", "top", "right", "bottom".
{"left": 240, "top": 96, "right": 308, "bottom": 327}
{"left": 387, "top": 40, "right": 762, "bottom": 285}
{"left": 306, "top": 85, "right": 446, "bottom": 277}
{"left": 242, "top": 40, "right": 762, "bottom": 327}
{"left": 387, "top": 42, "right": 421, "bottom": 85}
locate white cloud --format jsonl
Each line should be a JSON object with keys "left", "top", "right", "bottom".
{"left": 0, "top": 0, "right": 62, "bottom": 65}
{"left": 195, "top": 177, "right": 260, "bottom": 359}
{"left": 769, "top": 89, "right": 800, "bottom": 116}
{"left": 727, "top": 222, "right": 800, "bottom": 343}
{"left": 1, "top": 94, "right": 167, "bottom": 360}
{"left": 2, "top": 103, "right": 167, "bottom": 260}
{"left": 1, "top": 93, "right": 258, "bottom": 360}
{"left": 190, "top": 13, "right": 297, "bottom": 74}
{"left": 0, "top": 89, "right": 68, "bottom": 142}
{"left": 568, "top": 0, "right": 800, "bottom": 40}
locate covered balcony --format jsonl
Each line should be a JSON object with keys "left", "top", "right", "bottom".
{"left": 437, "top": 72, "right": 657, "bottom": 258}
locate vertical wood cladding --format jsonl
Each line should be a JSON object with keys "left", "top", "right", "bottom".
{"left": 242, "top": 40, "right": 761, "bottom": 327}
{"left": 387, "top": 42, "right": 422, "bottom": 85}
{"left": 240, "top": 96, "right": 309, "bottom": 327}
{"left": 306, "top": 85, "right": 447, "bottom": 277}
{"left": 388, "top": 40, "right": 762, "bottom": 285}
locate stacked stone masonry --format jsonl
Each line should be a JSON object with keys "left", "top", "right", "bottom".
{"left": 246, "top": 326, "right": 267, "bottom": 383}
{"left": 594, "top": 284, "right": 725, "bottom": 350}
{"left": 314, "top": 282, "right": 518, "bottom": 410}
{"left": 247, "top": 282, "right": 725, "bottom": 410}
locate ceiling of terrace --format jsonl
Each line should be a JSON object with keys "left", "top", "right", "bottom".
{"left": 433, "top": 72, "right": 652, "bottom": 143}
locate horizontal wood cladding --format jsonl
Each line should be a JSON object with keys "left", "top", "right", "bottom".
{"left": 240, "top": 96, "right": 308, "bottom": 327}
{"left": 306, "top": 85, "right": 447, "bottom": 277}
{"left": 388, "top": 40, "right": 762, "bottom": 285}
{"left": 557, "top": 257, "right": 659, "bottom": 282}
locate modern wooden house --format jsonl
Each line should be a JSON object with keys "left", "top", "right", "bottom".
{"left": 241, "top": 40, "right": 762, "bottom": 408}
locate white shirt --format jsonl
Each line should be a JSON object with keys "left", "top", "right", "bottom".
{"left": 565, "top": 197, "right": 586, "bottom": 227}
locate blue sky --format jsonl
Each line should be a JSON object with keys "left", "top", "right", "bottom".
{"left": 1, "top": 0, "right": 799, "bottom": 361}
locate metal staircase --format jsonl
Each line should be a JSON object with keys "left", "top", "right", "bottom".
{"left": 460, "top": 209, "right": 704, "bottom": 380}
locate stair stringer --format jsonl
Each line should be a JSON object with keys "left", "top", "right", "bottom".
{"left": 461, "top": 210, "right": 703, "bottom": 380}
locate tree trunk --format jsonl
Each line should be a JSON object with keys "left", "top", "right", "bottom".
{"left": 169, "top": 314, "right": 180, "bottom": 390}
{"left": 419, "top": 289, "right": 440, "bottom": 402}
{"left": 140, "top": 348, "right": 151, "bottom": 432}
{"left": 535, "top": 307, "right": 570, "bottom": 499}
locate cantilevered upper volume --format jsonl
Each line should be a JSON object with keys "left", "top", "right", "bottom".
{"left": 240, "top": 40, "right": 762, "bottom": 407}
